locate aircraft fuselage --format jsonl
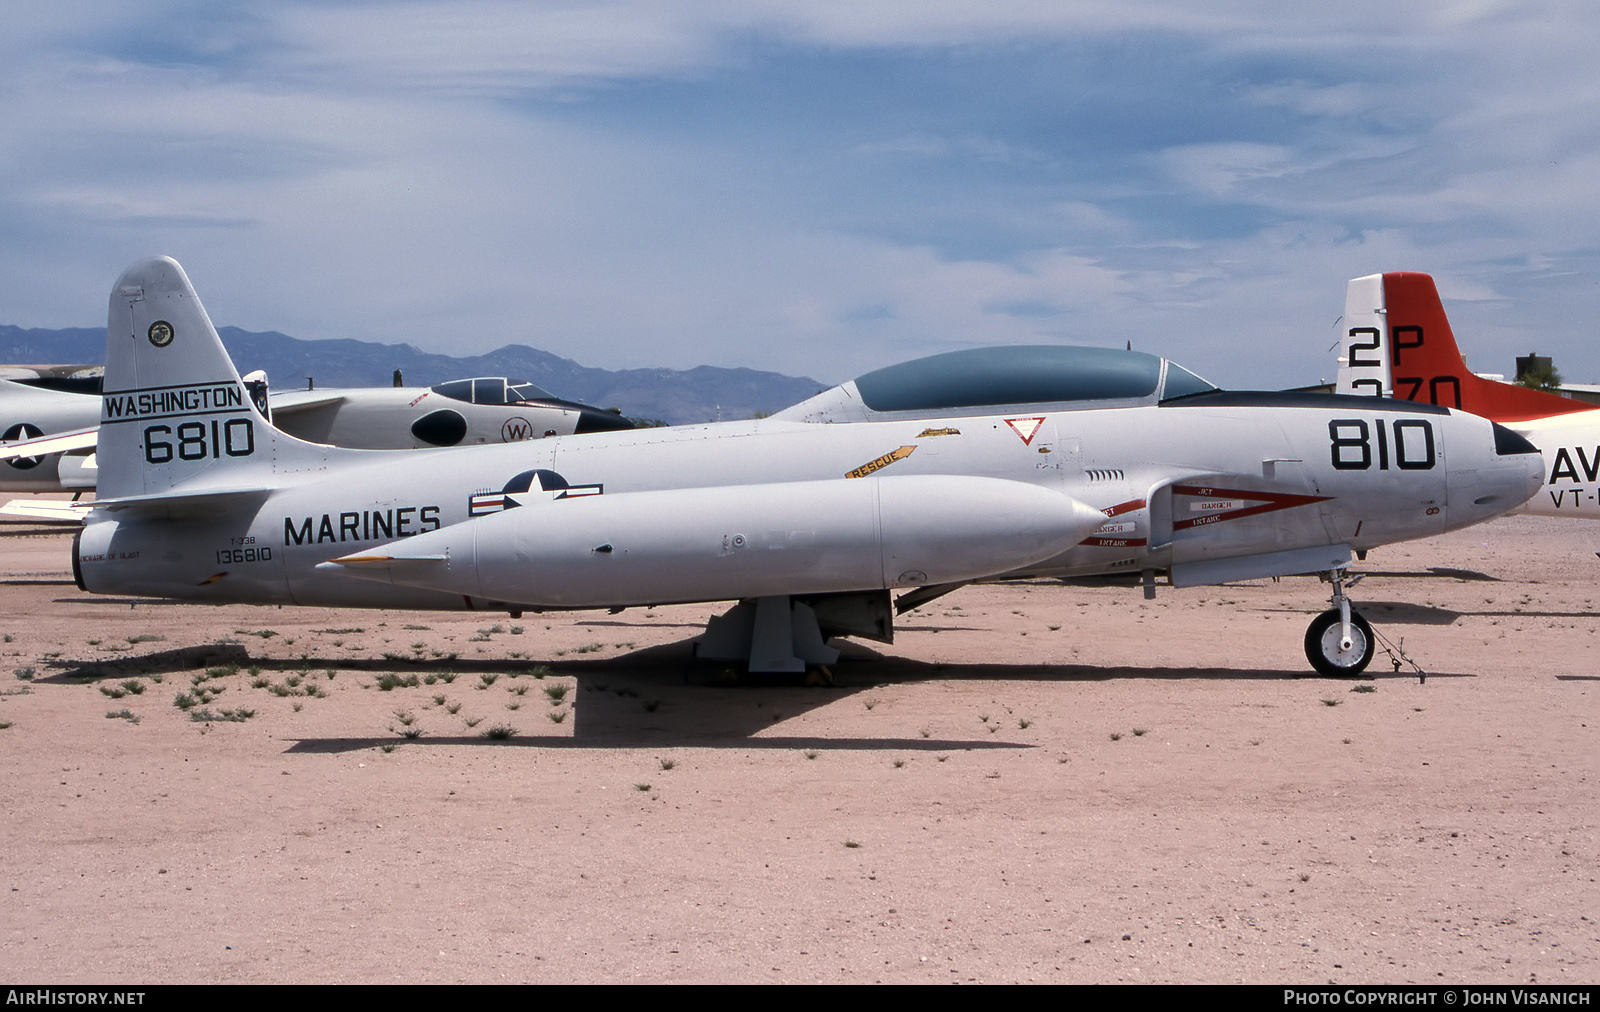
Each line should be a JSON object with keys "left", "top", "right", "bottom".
{"left": 76, "top": 394, "right": 1540, "bottom": 611}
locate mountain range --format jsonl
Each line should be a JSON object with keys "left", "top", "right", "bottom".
{"left": 0, "top": 325, "right": 827, "bottom": 426}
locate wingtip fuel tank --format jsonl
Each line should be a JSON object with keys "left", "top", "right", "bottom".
{"left": 323, "top": 474, "right": 1111, "bottom": 608}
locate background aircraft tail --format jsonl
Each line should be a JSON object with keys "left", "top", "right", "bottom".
{"left": 1339, "top": 271, "right": 1588, "bottom": 424}
{"left": 98, "top": 256, "right": 340, "bottom": 499}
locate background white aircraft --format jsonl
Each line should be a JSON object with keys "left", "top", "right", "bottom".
{"left": 1337, "top": 271, "right": 1600, "bottom": 520}
{"left": 73, "top": 257, "right": 1544, "bottom": 676}
{"left": 0, "top": 374, "right": 101, "bottom": 493}
{"left": 0, "top": 364, "right": 633, "bottom": 510}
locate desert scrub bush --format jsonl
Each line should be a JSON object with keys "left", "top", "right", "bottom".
{"left": 189, "top": 707, "right": 255, "bottom": 722}
{"left": 375, "top": 673, "right": 419, "bottom": 691}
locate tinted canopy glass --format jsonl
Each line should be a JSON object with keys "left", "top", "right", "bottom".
{"left": 431, "top": 377, "right": 554, "bottom": 405}
{"left": 853, "top": 346, "right": 1170, "bottom": 412}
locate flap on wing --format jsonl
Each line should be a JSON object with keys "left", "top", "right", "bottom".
{"left": 0, "top": 427, "right": 98, "bottom": 460}
{"left": 1169, "top": 543, "right": 1352, "bottom": 588}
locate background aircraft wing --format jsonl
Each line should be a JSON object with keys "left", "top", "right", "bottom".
{"left": 0, "top": 426, "right": 97, "bottom": 460}
{"left": 0, "top": 498, "right": 91, "bottom": 523}
{"left": 266, "top": 391, "right": 349, "bottom": 414}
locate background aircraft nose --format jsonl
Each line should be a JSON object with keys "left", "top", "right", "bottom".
{"left": 574, "top": 407, "right": 638, "bottom": 433}
{"left": 1489, "top": 422, "right": 1546, "bottom": 501}
{"left": 1491, "top": 422, "right": 1539, "bottom": 458}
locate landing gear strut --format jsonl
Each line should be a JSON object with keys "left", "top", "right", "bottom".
{"left": 1304, "top": 568, "right": 1374, "bottom": 677}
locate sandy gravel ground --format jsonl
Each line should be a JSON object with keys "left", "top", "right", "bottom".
{"left": 0, "top": 514, "right": 1595, "bottom": 984}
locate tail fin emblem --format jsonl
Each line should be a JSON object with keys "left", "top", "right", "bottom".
{"left": 147, "top": 321, "right": 174, "bottom": 347}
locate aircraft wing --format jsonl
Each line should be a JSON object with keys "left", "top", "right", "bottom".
{"left": 0, "top": 498, "right": 91, "bottom": 523}
{"left": 0, "top": 426, "right": 98, "bottom": 460}
{"left": 267, "top": 391, "right": 348, "bottom": 414}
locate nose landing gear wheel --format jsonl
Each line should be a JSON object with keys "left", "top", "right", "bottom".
{"left": 1305, "top": 608, "right": 1374, "bottom": 677}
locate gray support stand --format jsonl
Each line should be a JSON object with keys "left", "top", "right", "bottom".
{"left": 698, "top": 596, "right": 842, "bottom": 673}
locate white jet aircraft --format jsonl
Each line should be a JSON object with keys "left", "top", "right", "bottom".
{"left": 0, "top": 375, "right": 101, "bottom": 493}
{"left": 75, "top": 258, "right": 1545, "bottom": 676}
{"left": 0, "top": 359, "right": 632, "bottom": 508}
{"left": 1336, "top": 272, "right": 1600, "bottom": 519}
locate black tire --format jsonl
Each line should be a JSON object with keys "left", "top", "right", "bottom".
{"left": 1304, "top": 608, "right": 1375, "bottom": 677}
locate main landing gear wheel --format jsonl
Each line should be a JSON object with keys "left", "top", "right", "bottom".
{"left": 1304, "top": 608, "right": 1374, "bottom": 677}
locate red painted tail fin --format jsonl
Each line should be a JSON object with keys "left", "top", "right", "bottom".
{"left": 1382, "top": 272, "right": 1589, "bottom": 423}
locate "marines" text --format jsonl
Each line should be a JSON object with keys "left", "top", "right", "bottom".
{"left": 284, "top": 507, "right": 442, "bottom": 546}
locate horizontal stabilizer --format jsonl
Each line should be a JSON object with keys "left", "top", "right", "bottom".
{"left": 93, "top": 485, "right": 273, "bottom": 518}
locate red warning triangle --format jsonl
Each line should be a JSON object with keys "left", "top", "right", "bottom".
{"left": 1004, "top": 417, "right": 1046, "bottom": 445}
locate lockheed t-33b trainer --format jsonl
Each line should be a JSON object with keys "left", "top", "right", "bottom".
{"left": 75, "top": 258, "right": 1544, "bottom": 677}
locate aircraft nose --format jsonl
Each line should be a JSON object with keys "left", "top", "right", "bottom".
{"left": 1491, "top": 422, "right": 1546, "bottom": 501}
{"left": 574, "top": 407, "right": 637, "bottom": 434}
{"left": 1448, "top": 417, "right": 1543, "bottom": 522}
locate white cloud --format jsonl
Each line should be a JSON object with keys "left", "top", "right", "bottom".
{"left": 1, "top": 1, "right": 1599, "bottom": 393}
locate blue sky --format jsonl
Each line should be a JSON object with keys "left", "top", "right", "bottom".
{"left": 2, "top": 2, "right": 1595, "bottom": 388}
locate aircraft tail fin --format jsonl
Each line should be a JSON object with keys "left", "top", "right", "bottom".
{"left": 98, "top": 257, "right": 342, "bottom": 499}
{"left": 1339, "top": 271, "right": 1588, "bottom": 423}
{"left": 1336, "top": 273, "right": 1393, "bottom": 397}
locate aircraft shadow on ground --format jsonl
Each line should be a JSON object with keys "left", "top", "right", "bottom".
{"left": 1361, "top": 566, "right": 1503, "bottom": 582}
{"left": 28, "top": 632, "right": 1474, "bottom": 748}
{"left": 1262, "top": 600, "right": 1599, "bottom": 625}
{"left": 283, "top": 734, "right": 1023, "bottom": 754}
{"left": 38, "top": 628, "right": 1470, "bottom": 750}
{"left": 264, "top": 638, "right": 1448, "bottom": 750}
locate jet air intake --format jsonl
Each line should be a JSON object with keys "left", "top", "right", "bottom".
{"left": 323, "top": 474, "right": 1107, "bottom": 608}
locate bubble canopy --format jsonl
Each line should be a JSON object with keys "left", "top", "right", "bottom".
{"left": 850, "top": 346, "right": 1216, "bottom": 413}
{"left": 430, "top": 378, "right": 556, "bottom": 406}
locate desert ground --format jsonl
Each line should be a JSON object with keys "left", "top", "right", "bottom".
{"left": 0, "top": 513, "right": 1595, "bottom": 984}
